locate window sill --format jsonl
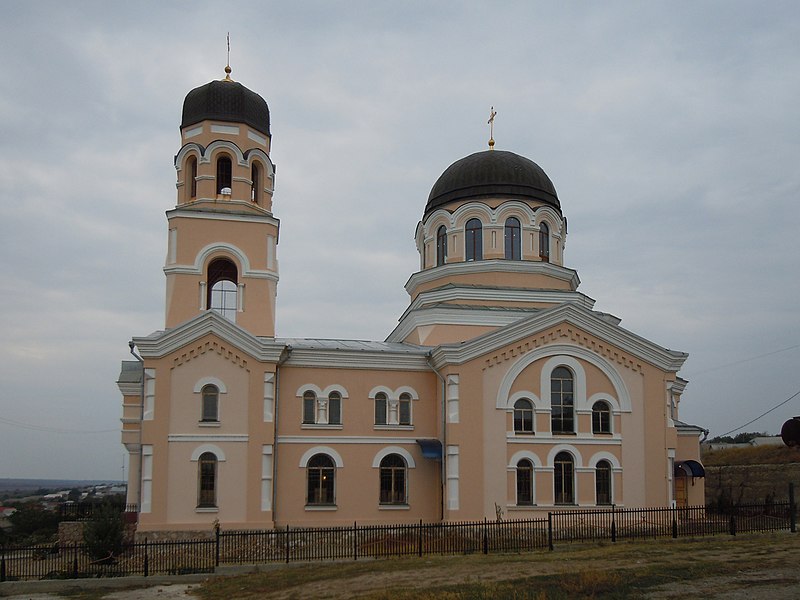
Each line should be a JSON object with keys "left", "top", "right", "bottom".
{"left": 374, "top": 425, "right": 414, "bottom": 431}
{"left": 514, "top": 432, "right": 535, "bottom": 436}
{"left": 196, "top": 507, "right": 218, "bottom": 513}
{"left": 301, "top": 424, "right": 343, "bottom": 430}
{"left": 552, "top": 432, "right": 577, "bottom": 436}
{"left": 305, "top": 505, "right": 337, "bottom": 511}
{"left": 507, "top": 504, "right": 537, "bottom": 510}
{"left": 199, "top": 421, "right": 221, "bottom": 428}
{"left": 593, "top": 431, "right": 613, "bottom": 436}
{"left": 379, "top": 504, "right": 410, "bottom": 510}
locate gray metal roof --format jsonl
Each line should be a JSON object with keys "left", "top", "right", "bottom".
{"left": 117, "top": 360, "right": 142, "bottom": 384}
{"left": 276, "top": 338, "right": 430, "bottom": 354}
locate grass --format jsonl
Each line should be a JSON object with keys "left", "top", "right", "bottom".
{"left": 701, "top": 444, "right": 800, "bottom": 466}
{"left": 192, "top": 533, "right": 799, "bottom": 600}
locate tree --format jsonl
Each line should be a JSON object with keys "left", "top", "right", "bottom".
{"left": 6, "top": 503, "right": 60, "bottom": 544}
{"left": 82, "top": 501, "right": 124, "bottom": 562}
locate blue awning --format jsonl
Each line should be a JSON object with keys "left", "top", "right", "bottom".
{"left": 675, "top": 459, "right": 705, "bottom": 478}
{"left": 416, "top": 439, "right": 443, "bottom": 460}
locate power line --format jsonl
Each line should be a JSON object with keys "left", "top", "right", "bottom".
{"left": 714, "top": 386, "right": 800, "bottom": 438}
{"left": 687, "top": 343, "right": 800, "bottom": 377}
{"left": 0, "top": 416, "right": 118, "bottom": 435}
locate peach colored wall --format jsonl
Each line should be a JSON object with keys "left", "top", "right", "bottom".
{"left": 411, "top": 270, "right": 574, "bottom": 301}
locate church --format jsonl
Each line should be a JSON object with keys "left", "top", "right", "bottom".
{"left": 118, "top": 67, "right": 705, "bottom": 533}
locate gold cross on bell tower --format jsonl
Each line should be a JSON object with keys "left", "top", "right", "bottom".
{"left": 488, "top": 106, "right": 497, "bottom": 150}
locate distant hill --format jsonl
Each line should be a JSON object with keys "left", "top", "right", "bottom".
{"left": 0, "top": 478, "right": 123, "bottom": 495}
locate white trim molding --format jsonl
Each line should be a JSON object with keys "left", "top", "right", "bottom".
{"left": 299, "top": 446, "right": 344, "bottom": 468}
{"left": 371, "top": 446, "right": 417, "bottom": 468}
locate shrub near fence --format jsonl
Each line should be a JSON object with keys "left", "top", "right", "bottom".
{"left": 2, "top": 497, "right": 796, "bottom": 582}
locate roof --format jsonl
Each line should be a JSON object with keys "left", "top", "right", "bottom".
{"left": 425, "top": 150, "right": 560, "bottom": 216}
{"left": 277, "top": 338, "right": 429, "bottom": 354}
{"left": 182, "top": 79, "right": 271, "bottom": 137}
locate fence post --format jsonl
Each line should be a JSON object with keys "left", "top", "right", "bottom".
{"left": 729, "top": 515, "right": 736, "bottom": 536}
{"left": 482, "top": 518, "right": 488, "bottom": 555}
{"left": 353, "top": 522, "right": 358, "bottom": 561}
{"left": 285, "top": 524, "right": 290, "bottom": 564}
{"left": 672, "top": 505, "right": 678, "bottom": 539}
{"left": 72, "top": 542, "right": 78, "bottom": 579}
{"left": 610, "top": 505, "right": 616, "bottom": 543}
{"left": 215, "top": 523, "right": 221, "bottom": 567}
{"left": 1, "top": 545, "right": 6, "bottom": 582}
{"left": 790, "top": 482, "right": 796, "bottom": 533}
{"left": 418, "top": 519, "right": 423, "bottom": 558}
{"left": 143, "top": 538, "right": 149, "bottom": 577}
{"left": 547, "top": 512, "right": 554, "bottom": 551}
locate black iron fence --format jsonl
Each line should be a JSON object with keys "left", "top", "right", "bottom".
{"left": 2, "top": 499, "right": 796, "bottom": 582}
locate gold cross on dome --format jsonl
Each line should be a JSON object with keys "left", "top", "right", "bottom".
{"left": 488, "top": 106, "right": 497, "bottom": 149}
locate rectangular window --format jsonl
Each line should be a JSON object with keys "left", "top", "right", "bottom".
{"left": 328, "top": 396, "right": 341, "bottom": 425}
{"left": 399, "top": 397, "right": 411, "bottom": 425}
{"left": 302, "top": 394, "right": 315, "bottom": 424}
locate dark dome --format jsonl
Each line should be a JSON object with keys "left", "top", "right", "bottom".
{"left": 425, "top": 150, "right": 559, "bottom": 215}
{"left": 181, "top": 79, "right": 270, "bottom": 137}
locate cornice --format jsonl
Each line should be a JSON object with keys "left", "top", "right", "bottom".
{"left": 132, "top": 312, "right": 285, "bottom": 362}
{"left": 405, "top": 260, "right": 580, "bottom": 295}
{"left": 166, "top": 204, "right": 279, "bottom": 227}
{"left": 428, "top": 303, "right": 688, "bottom": 372}
{"left": 404, "top": 285, "right": 595, "bottom": 315}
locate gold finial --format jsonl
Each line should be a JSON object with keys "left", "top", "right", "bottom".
{"left": 223, "top": 32, "right": 233, "bottom": 81}
{"left": 488, "top": 106, "right": 497, "bottom": 149}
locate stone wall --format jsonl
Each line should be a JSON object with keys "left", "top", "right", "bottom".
{"left": 704, "top": 463, "right": 800, "bottom": 506}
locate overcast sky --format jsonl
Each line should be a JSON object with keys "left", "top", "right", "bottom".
{"left": 1, "top": 1, "right": 799, "bottom": 480}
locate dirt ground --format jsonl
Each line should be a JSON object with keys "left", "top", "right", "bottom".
{"left": 2, "top": 533, "right": 799, "bottom": 598}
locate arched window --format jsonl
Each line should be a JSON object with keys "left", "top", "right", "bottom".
{"left": 188, "top": 156, "right": 198, "bottom": 200}
{"left": 550, "top": 367, "right": 574, "bottom": 434}
{"left": 251, "top": 163, "right": 260, "bottom": 203}
{"left": 436, "top": 225, "right": 448, "bottom": 266}
{"left": 201, "top": 385, "right": 219, "bottom": 423}
{"left": 504, "top": 217, "right": 521, "bottom": 260}
{"left": 374, "top": 392, "right": 388, "bottom": 425}
{"left": 596, "top": 460, "right": 612, "bottom": 505}
{"left": 399, "top": 392, "right": 412, "bottom": 426}
{"left": 197, "top": 452, "right": 218, "bottom": 508}
{"left": 216, "top": 155, "right": 232, "bottom": 194}
{"left": 207, "top": 258, "right": 238, "bottom": 322}
{"left": 379, "top": 454, "right": 407, "bottom": 505}
{"left": 592, "top": 401, "right": 611, "bottom": 434}
{"left": 465, "top": 218, "right": 483, "bottom": 261}
{"left": 516, "top": 459, "right": 534, "bottom": 505}
{"left": 554, "top": 451, "right": 574, "bottom": 505}
{"left": 539, "top": 222, "right": 550, "bottom": 261}
{"left": 307, "top": 454, "right": 335, "bottom": 505}
{"left": 513, "top": 398, "right": 534, "bottom": 434}
{"left": 302, "top": 391, "right": 316, "bottom": 424}
{"left": 328, "top": 391, "right": 342, "bottom": 425}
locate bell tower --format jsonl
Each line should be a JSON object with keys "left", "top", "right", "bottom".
{"left": 164, "top": 66, "right": 279, "bottom": 337}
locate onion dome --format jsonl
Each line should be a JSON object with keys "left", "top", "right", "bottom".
{"left": 181, "top": 74, "right": 271, "bottom": 137}
{"left": 425, "top": 150, "right": 559, "bottom": 216}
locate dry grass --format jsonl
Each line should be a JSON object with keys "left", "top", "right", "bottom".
{"left": 701, "top": 445, "right": 800, "bottom": 466}
{"left": 193, "top": 533, "right": 800, "bottom": 600}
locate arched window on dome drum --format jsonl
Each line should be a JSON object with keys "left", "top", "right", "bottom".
{"left": 188, "top": 156, "right": 197, "bottom": 200}
{"left": 379, "top": 454, "right": 407, "bottom": 505}
{"left": 516, "top": 459, "right": 534, "bottom": 505}
{"left": 197, "top": 452, "right": 218, "bottom": 508}
{"left": 436, "top": 226, "right": 447, "bottom": 266}
{"left": 216, "top": 155, "right": 232, "bottom": 194}
{"left": 554, "top": 451, "right": 575, "bottom": 505}
{"left": 465, "top": 218, "right": 483, "bottom": 261}
{"left": 539, "top": 222, "right": 550, "bottom": 261}
{"left": 207, "top": 258, "right": 238, "bottom": 322}
{"left": 251, "top": 163, "right": 260, "bottom": 203}
{"left": 596, "top": 460, "right": 612, "bottom": 505}
{"left": 307, "top": 454, "right": 335, "bottom": 505}
{"left": 504, "top": 217, "right": 521, "bottom": 260}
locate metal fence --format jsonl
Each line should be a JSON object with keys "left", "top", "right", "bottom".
{"left": 1, "top": 500, "right": 796, "bottom": 582}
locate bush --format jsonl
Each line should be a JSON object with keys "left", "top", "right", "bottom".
{"left": 82, "top": 501, "right": 124, "bottom": 562}
{"left": 6, "top": 503, "right": 60, "bottom": 544}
